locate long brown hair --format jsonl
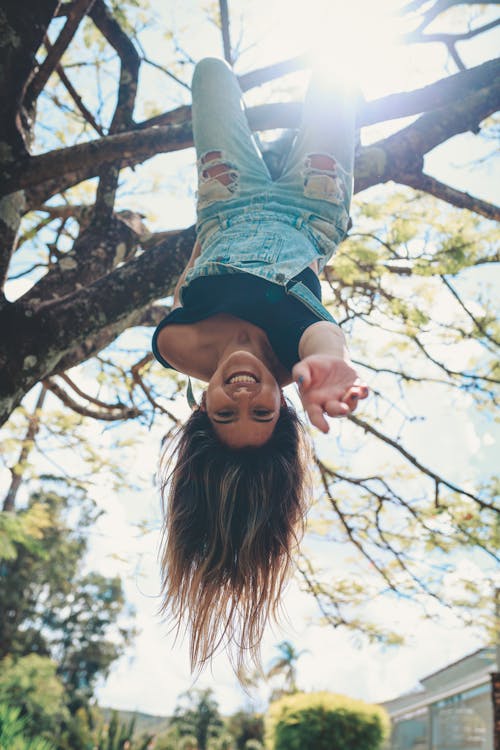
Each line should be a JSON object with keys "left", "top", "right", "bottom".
{"left": 159, "top": 401, "right": 309, "bottom": 672}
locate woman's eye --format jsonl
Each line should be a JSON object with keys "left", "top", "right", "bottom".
{"left": 254, "top": 409, "right": 272, "bottom": 417}
{"left": 217, "top": 410, "right": 234, "bottom": 418}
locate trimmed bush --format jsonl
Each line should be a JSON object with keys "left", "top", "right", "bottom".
{"left": 265, "top": 691, "right": 390, "bottom": 750}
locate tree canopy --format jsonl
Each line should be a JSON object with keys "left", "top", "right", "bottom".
{"left": 0, "top": 0, "right": 499, "bottom": 646}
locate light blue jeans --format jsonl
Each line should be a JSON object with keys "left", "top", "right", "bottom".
{"left": 183, "top": 57, "right": 356, "bottom": 321}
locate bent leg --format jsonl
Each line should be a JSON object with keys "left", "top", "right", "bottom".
{"left": 191, "top": 58, "right": 271, "bottom": 213}
{"left": 276, "top": 73, "right": 356, "bottom": 218}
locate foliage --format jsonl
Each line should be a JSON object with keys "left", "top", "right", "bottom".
{"left": 0, "top": 489, "right": 135, "bottom": 748}
{"left": 0, "top": 0, "right": 498, "bottom": 674}
{"left": 264, "top": 691, "right": 390, "bottom": 750}
{"left": 225, "top": 710, "right": 264, "bottom": 750}
{"left": 0, "top": 489, "right": 135, "bottom": 693}
{"left": 178, "top": 737, "right": 200, "bottom": 750}
{"left": 0, "top": 657, "right": 68, "bottom": 742}
{"left": 209, "top": 734, "right": 235, "bottom": 750}
{"left": 0, "top": 704, "right": 56, "bottom": 750}
{"left": 171, "top": 689, "right": 224, "bottom": 750}
{"left": 94, "top": 710, "right": 154, "bottom": 750}
{"left": 265, "top": 641, "right": 306, "bottom": 697}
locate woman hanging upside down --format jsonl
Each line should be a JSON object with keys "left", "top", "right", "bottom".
{"left": 152, "top": 58, "right": 368, "bottom": 671}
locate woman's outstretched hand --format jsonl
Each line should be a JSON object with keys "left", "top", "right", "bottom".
{"left": 292, "top": 354, "right": 369, "bottom": 433}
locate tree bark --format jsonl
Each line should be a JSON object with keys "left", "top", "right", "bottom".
{"left": 0, "top": 0, "right": 59, "bottom": 286}
{"left": 0, "top": 227, "right": 195, "bottom": 425}
{"left": 492, "top": 672, "right": 500, "bottom": 750}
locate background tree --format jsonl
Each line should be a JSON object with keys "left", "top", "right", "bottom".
{"left": 0, "top": 486, "right": 135, "bottom": 748}
{"left": 0, "top": 704, "right": 56, "bottom": 750}
{"left": 170, "top": 689, "right": 224, "bottom": 750}
{"left": 0, "top": 0, "right": 498, "bottom": 655}
{"left": 265, "top": 641, "right": 307, "bottom": 697}
{"left": 225, "top": 710, "right": 264, "bottom": 750}
{"left": 0, "top": 655, "right": 69, "bottom": 742}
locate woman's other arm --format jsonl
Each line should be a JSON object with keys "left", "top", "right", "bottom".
{"left": 293, "top": 322, "right": 368, "bottom": 433}
{"left": 172, "top": 239, "right": 202, "bottom": 309}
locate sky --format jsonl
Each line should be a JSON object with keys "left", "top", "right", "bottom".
{"left": 2, "top": 0, "right": 499, "bottom": 722}
{"left": 94, "top": 0, "right": 499, "bottom": 717}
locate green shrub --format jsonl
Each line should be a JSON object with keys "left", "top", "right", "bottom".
{"left": 265, "top": 691, "right": 390, "bottom": 750}
{"left": 179, "top": 736, "right": 199, "bottom": 750}
{"left": 0, "top": 703, "right": 56, "bottom": 750}
{"left": 209, "top": 734, "right": 234, "bottom": 750}
{"left": 244, "top": 741, "right": 264, "bottom": 750}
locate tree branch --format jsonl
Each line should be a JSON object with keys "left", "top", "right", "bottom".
{"left": 397, "top": 172, "right": 500, "bottom": 221}
{"left": 89, "top": 0, "right": 140, "bottom": 223}
{"left": 405, "top": 17, "right": 500, "bottom": 46}
{"left": 10, "top": 59, "right": 500, "bottom": 209}
{"left": 355, "top": 77, "right": 500, "bottom": 192}
{"left": 0, "top": 226, "right": 194, "bottom": 424}
{"left": 440, "top": 275, "right": 500, "bottom": 345}
{"left": 349, "top": 415, "right": 497, "bottom": 512}
{"left": 3, "top": 385, "right": 47, "bottom": 512}
{"left": 218, "top": 0, "right": 232, "bottom": 65}
{"left": 19, "top": 211, "right": 147, "bottom": 306}
{"left": 53, "top": 59, "right": 105, "bottom": 135}
{"left": 26, "top": 0, "right": 96, "bottom": 107}
{"left": 50, "top": 302, "right": 168, "bottom": 375}
{"left": 44, "top": 377, "right": 142, "bottom": 420}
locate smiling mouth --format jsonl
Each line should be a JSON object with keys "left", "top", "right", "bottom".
{"left": 225, "top": 371, "right": 259, "bottom": 385}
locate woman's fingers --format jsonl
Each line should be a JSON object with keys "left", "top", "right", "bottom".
{"left": 325, "top": 400, "right": 350, "bottom": 417}
{"left": 342, "top": 384, "right": 369, "bottom": 410}
{"left": 305, "top": 403, "right": 330, "bottom": 433}
{"left": 292, "top": 361, "right": 312, "bottom": 391}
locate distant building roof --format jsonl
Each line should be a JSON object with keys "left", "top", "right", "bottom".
{"left": 381, "top": 647, "right": 497, "bottom": 719}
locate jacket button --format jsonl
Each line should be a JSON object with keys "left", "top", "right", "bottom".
{"left": 276, "top": 273, "right": 285, "bottom": 282}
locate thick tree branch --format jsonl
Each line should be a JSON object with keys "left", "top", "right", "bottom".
{"left": 1, "top": 121, "right": 193, "bottom": 197}
{"left": 0, "top": 0, "right": 60, "bottom": 289}
{"left": 50, "top": 302, "right": 168, "bottom": 375}
{"left": 354, "top": 78, "right": 500, "bottom": 192}
{"left": 238, "top": 55, "right": 308, "bottom": 92}
{"left": 397, "top": 172, "right": 500, "bottom": 221}
{"left": 0, "top": 226, "right": 194, "bottom": 424}
{"left": 9, "top": 59, "right": 500, "bottom": 209}
{"left": 19, "top": 210, "right": 147, "bottom": 306}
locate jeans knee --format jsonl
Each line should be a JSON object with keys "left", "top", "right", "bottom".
{"left": 192, "top": 57, "right": 232, "bottom": 88}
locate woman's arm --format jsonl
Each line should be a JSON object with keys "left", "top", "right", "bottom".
{"left": 298, "top": 321, "right": 348, "bottom": 361}
{"left": 293, "top": 321, "right": 368, "bottom": 432}
{"left": 172, "top": 239, "right": 202, "bottom": 309}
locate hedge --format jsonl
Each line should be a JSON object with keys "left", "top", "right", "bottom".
{"left": 265, "top": 691, "right": 390, "bottom": 750}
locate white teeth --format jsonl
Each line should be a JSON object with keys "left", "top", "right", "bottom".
{"left": 228, "top": 374, "right": 258, "bottom": 384}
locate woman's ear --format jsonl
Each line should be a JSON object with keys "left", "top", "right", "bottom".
{"left": 199, "top": 390, "right": 207, "bottom": 411}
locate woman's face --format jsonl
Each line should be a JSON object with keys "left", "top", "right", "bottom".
{"left": 203, "top": 351, "right": 282, "bottom": 448}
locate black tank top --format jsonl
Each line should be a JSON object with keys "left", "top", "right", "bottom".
{"left": 152, "top": 268, "right": 324, "bottom": 373}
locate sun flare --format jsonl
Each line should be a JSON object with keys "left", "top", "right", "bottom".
{"left": 260, "top": 0, "right": 405, "bottom": 97}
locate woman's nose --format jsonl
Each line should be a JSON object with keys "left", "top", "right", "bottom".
{"left": 233, "top": 387, "right": 252, "bottom": 399}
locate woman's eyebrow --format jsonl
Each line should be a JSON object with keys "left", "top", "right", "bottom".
{"left": 212, "top": 416, "right": 275, "bottom": 424}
